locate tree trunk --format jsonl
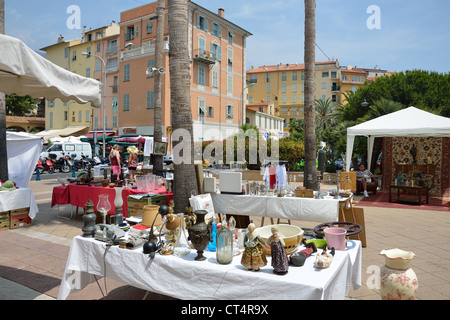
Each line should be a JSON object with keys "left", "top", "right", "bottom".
{"left": 0, "top": 0, "right": 8, "bottom": 181}
{"left": 168, "top": 0, "right": 197, "bottom": 213}
{"left": 151, "top": 0, "right": 165, "bottom": 177}
{"left": 303, "top": 0, "right": 318, "bottom": 190}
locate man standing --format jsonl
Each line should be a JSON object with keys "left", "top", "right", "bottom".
{"left": 356, "top": 164, "right": 373, "bottom": 197}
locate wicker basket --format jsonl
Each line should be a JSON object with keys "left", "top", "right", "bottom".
{"left": 255, "top": 224, "right": 304, "bottom": 255}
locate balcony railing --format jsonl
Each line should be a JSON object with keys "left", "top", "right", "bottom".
{"left": 193, "top": 49, "right": 217, "bottom": 65}
{"left": 331, "top": 85, "right": 341, "bottom": 91}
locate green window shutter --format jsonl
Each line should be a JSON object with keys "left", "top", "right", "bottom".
{"left": 147, "top": 91, "right": 154, "bottom": 109}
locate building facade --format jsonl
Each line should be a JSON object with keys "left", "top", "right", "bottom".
{"left": 117, "top": 1, "right": 252, "bottom": 142}
{"left": 340, "top": 66, "right": 368, "bottom": 104}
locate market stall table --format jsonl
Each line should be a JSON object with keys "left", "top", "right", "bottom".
{"left": 57, "top": 236, "right": 362, "bottom": 300}
{"left": 0, "top": 188, "right": 39, "bottom": 219}
{"left": 51, "top": 184, "right": 172, "bottom": 218}
{"left": 211, "top": 193, "right": 342, "bottom": 223}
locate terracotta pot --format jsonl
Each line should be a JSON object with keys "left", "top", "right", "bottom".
{"left": 142, "top": 205, "right": 162, "bottom": 227}
{"left": 380, "top": 248, "right": 418, "bottom": 300}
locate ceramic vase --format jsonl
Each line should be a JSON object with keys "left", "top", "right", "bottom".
{"left": 380, "top": 248, "right": 418, "bottom": 300}
{"left": 187, "top": 210, "right": 212, "bottom": 261}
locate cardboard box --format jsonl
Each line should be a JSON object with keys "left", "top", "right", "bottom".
{"left": 127, "top": 195, "right": 167, "bottom": 217}
{"left": 0, "top": 211, "right": 10, "bottom": 231}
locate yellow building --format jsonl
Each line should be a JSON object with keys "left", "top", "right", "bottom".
{"left": 246, "top": 61, "right": 340, "bottom": 131}
{"left": 340, "top": 66, "right": 368, "bottom": 104}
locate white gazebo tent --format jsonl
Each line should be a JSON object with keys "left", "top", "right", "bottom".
{"left": 345, "top": 106, "right": 450, "bottom": 172}
{"left": 0, "top": 34, "right": 102, "bottom": 106}
{"left": 0, "top": 34, "right": 102, "bottom": 183}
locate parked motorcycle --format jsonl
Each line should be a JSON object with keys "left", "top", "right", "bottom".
{"left": 35, "top": 157, "right": 54, "bottom": 174}
{"left": 49, "top": 152, "right": 72, "bottom": 173}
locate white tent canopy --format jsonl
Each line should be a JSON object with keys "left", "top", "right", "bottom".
{"left": 346, "top": 107, "right": 450, "bottom": 171}
{"left": 0, "top": 34, "right": 102, "bottom": 107}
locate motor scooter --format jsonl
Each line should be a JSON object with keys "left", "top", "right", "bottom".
{"left": 49, "top": 153, "right": 72, "bottom": 173}
{"left": 35, "top": 157, "right": 54, "bottom": 174}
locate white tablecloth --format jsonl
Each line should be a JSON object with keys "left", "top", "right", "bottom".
{"left": 0, "top": 188, "right": 39, "bottom": 219}
{"left": 211, "top": 193, "right": 340, "bottom": 223}
{"left": 57, "top": 236, "right": 361, "bottom": 300}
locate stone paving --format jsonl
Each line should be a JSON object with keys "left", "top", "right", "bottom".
{"left": 1, "top": 177, "right": 449, "bottom": 300}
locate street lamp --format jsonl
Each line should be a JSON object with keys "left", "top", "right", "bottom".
{"left": 361, "top": 99, "right": 369, "bottom": 108}
{"left": 82, "top": 42, "right": 132, "bottom": 158}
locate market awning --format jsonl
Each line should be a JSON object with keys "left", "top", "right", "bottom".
{"left": 84, "top": 132, "right": 115, "bottom": 138}
{"left": 34, "top": 126, "right": 88, "bottom": 140}
{"left": 0, "top": 34, "right": 102, "bottom": 107}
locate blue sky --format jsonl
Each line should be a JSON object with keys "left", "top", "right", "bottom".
{"left": 4, "top": 0, "right": 450, "bottom": 73}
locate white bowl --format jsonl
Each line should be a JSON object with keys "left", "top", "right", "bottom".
{"left": 255, "top": 224, "right": 304, "bottom": 255}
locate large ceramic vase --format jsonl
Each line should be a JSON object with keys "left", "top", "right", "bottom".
{"left": 380, "top": 248, "right": 418, "bottom": 300}
{"left": 187, "top": 210, "right": 213, "bottom": 261}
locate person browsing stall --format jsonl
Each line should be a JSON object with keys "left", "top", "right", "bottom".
{"left": 127, "top": 146, "right": 139, "bottom": 183}
{"left": 356, "top": 163, "right": 375, "bottom": 198}
{"left": 109, "top": 145, "right": 121, "bottom": 176}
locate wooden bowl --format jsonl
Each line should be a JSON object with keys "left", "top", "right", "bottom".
{"left": 255, "top": 224, "right": 304, "bottom": 255}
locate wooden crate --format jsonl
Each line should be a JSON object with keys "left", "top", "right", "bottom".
{"left": 10, "top": 207, "right": 32, "bottom": 229}
{"left": 295, "top": 188, "right": 314, "bottom": 198}
{"left": 0, "top": 211, "right": 10, "bottom": 231}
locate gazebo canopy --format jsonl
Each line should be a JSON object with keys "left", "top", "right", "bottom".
{"left": 346, "top": 107, "right": 450, "bottom": 171}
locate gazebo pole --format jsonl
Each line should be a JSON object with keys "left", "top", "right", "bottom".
{"left": 0, "top": 0, "right": 9, "bottom": 181}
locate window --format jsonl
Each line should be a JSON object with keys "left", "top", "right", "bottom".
{"left": 282, "top": 72, "right": 286, "bottom": 81}
{"left": 86, "top": 67, "right": 90, "bottom": 78}
{"left": 135, "top": 25, "right": 139, "bottom": 37}
{"left": 198, "top": 65, "right": 206, "bottom": 85}
{"left": 147, "top": 59, "right": 155, "bottom": 78}
{"left": 85, "top": 110, "right": 89, "bottom": 122}
{"left": 124, "top": 64, "right": 130, "bottom": 81}
{"left": 112, "top": 115, "right": 118, "bottom": 128}
{"left": 267, "top": 95, "right": 271, "bottom": 102}
{"left": 104, "top": 116, "right": 108, "bottom": 128}
{"left": 197, "top": 15, "right": 208, "bottom": 32}
{"left": 72, "top": 50, "right": 77, "bottom": 61}
{"left": 342, "top": 75, "right": 347, "bottom": 82}
{"left": 96, "top": 43, "right": 101, "bottom": 53}
{"left": 292, "top": 72, "right": 298, "bottom": 81}
{"left": 65, "top": 145, "right": 75, "bottom": 152}
{"left": 292, "top": 83, "right": 297, "bottom": 93}
{"left": 322, "top": 71, "right": 329, "bottom": 77}
{"left": 227, "top": 48, "right": 233, "bottom": 72}
{"left": 107, "top": 39, "right": 117, "bottom": 54}
{"left": 207, "top": 106, "right": 214, "bottom": 117}
{"left": 211, "top": 23, "right": 221, "bottom": 37}
{"left": 292, "top": 95, "right": 297, "bottom": 103}
{"left": 146, "top": 21, "right": 153, "bottom": 34}
{"left": 301, "top": 72, "right": 305, "bottom": 80}
{"left": 282, "top": 83, "right": 286, "bottom": 93}
{"left": 198, "top": 99, "right": 206, "bottom": 121}
{"left": 210, "top": 43, "right": 221, "bottom": 60}
{"left": 86, "top": 46, "right": 91, "bottom": 58}
{"left": 227, "top": 74, "right": 233, "bottom": 93}
{"left": 282, "top": 95, "right": 287, "bottom": 103}
{"left": 249, "top": 74, "right": 257, "bottom": 83}
{"left": 78, "top": 111, "right": 82, "bottom": 122}
{"left": 147, "top": 91, "right": 154, "bottom": 109}
{"left": 228, "top": 31, "right": 233, "bottom": 44}
{"left": 358, "top": 76, "right": 364, "bottom": 82}
{"left": 212, "top": 70, "right": 219, "bottom": 88}
{"left": 106, "top": 58, "right": 118, "bottom": 72}
{"left": 126, "top": 26, "right": 134, "bottom": 40}
{"left": 65, "top": 47, "right": 69, "bottom": 58}
{"left": 94, "top": 117, "right": 99, "bottom": 129}
{"left": 96, "top": 61, "right": 101, "bottom": 71}
{"left": 331, "top": 71, "right": 337, "bottom": 78}
{"left": 123, "top": 94, "right": 130, "bottom": 111}
{"left": 49, "top": 112, "right": 53, "bottom": 128}
{"left": 265, "top": 73, "right": 270, "bottom": 82}
{"left": 47, "top": 100, "right": 55, "bottom": 108}
{"left": 112, "top": 97, "right": 118, "bottom": 113}
{"left": 352, "top": 85, "right": 357, "bottom": 92}
{"left": 282, "top": 107, "right": 287, "bottom": 114}
{"left": 266, "top": 84, "right": 271, "bottom": 94}
{"left": 322, "top": 82, "right": 326, "bottom": 89}
{"left": 226, "top": 104, "right": 234, "bottom": 118}
{"left": 64, "top": 111, "right": 68, "bottom": 121}
{"left": 198, "top": 37, "right": 206, "bottom": 54}
{"left": 351, "top": 75, "right": 357, "bottom": 82}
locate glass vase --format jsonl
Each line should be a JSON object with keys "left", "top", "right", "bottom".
{"left": 216, "top": 220, "right": 233, "bottom": 265}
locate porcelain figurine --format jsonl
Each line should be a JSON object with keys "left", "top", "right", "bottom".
{"left": 380, "top": 248, "right": 418, "bottom": 300}
{"left": 314, "top": 247, "right": 335, "bottom": 269}
{"left": 240, "top": 223, "right": 267, "bottom": 271}
{"left": 268, "top": 227, "right": 289, "bottom": 274}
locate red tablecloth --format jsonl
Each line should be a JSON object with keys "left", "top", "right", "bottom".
{"left": 51, "top": 184, "right": 173, "bottom": 218}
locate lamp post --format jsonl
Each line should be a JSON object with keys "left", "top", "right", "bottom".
{"left": 83, "top": 43, "right": 132, "bottom": 158}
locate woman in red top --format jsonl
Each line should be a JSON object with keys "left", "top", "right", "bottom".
{"left": 109, "top": 145, "right": 121, "bottom": 176}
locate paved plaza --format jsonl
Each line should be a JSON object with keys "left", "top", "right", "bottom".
{"left": 1, "top": 176, "right": 449, "bottom": 300}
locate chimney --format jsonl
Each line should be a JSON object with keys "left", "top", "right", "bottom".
{"left": 218, "top": 8, "right": 224, "bottom": 18}
{"left": 57, "top": 34, "right": 64, "bottom": 43}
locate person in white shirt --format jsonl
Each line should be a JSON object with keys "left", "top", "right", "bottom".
{"left": 356, "top": 164, "right": 374, "bottom": 197}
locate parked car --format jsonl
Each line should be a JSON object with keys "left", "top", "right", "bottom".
{"left": 41, "top": 142, "right": 92, "bottom": 161}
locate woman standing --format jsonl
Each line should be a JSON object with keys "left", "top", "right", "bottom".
{"left": 127, "top": 146, "right": 139, "bottom": 183}
{"left": 109, "top": 145, "right": 121, "bottom": 176}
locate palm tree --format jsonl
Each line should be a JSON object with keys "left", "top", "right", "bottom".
{"left": 315, "top": 98, "right": 339, "bottom": 131}
{"left": 168, "top": 0, "right": 198, "bottom": 213}
{"left": 0, "top": 0, "right": 8, "bottom": 181}
{"left": 303, "top": 0, "right": 318, "bottom": 190}
{"left": 360, "top": 97, "right": 404, "bottom": 122}
{"left": 151, "top": 0, "right": 166, "bottom": 177}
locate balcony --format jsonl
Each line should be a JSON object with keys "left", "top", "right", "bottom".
{"left": 119, "top": 41, "right": 169, "bottom": 61}
{"left": 193, "top": 49, "right": 217, "bottom": 65}
{"left": 331, "top": 84, "right": 341, "bottom": 92}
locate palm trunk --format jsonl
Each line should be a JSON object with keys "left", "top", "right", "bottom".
{"left": 168, "top": 0, "right": 197, "bottom": 213}
{"left": 303, "top": 0, "right": 318, "bottom": 190}
{"left": 151, "top": 0, "right": 165, "bottom": 177}
{"left": 0, "top": 0, "right": 8, "bottom": 181}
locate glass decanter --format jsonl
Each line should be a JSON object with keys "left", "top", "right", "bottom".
{"left": 216, "top": 219, "right": 233, "bottom": 265}
{"left": 97, "top": 194, "right": 111, "bottom": 224}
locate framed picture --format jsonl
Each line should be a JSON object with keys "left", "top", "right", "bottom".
{"left": 153, "top": 141, "right": 168, "bottom": 156}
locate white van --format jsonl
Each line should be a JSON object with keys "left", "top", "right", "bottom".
{"left": 41, "top": 142, "right": 92, "bottom": 160}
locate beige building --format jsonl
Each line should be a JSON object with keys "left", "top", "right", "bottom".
{"left": 245, "top": 102, "right": 284, "bottom": 138}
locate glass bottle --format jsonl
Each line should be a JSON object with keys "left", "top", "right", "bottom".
{"left": 208, "top": 216, "right": 218, "bottom": 252}
{"left": 216, "top": 219, "right": 233, "bottom": 264}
